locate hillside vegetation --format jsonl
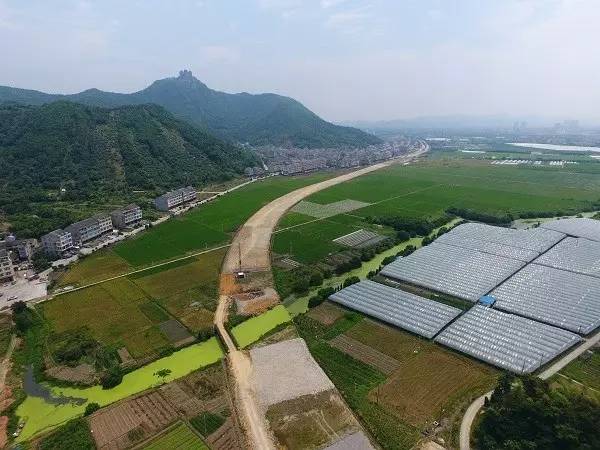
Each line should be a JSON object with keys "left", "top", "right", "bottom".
{"left": 0, "top": 70, "right": 381, "bottom": 148}
{"left": 0, "top": 101, "right": 257, "bottom": 237}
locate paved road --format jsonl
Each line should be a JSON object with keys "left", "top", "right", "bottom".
{"left": 215, "top": 144, "right": 428, "bottom": 450}
{"left": 459, "top": 329, "right": 600, "bottom": 450}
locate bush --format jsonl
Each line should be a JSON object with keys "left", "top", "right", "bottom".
{"left": 317, "top": 287, "right": 335, "bottom": 299}
{"left": 197, "top": 327, "right": 214, "bottom": 341}
{"left": 343, "top": 276, "right": 360, "bottom": 288}
{"left": 101, "top": 366, "right": 123, "bottom": 389}
{"left": 381, "top": 255, "right": 396, "bottom": 265}
{"left": 308, "top": 296, "right": 324, "bottom": 308}
{"left": 84, "top": 402, "right": 100, "bottom": 416}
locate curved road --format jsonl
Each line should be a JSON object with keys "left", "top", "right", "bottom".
{"left": 214, "top": 143, "right": 429, "bottom": 449}
{"left": 459, "top": 328, "right": 600, "bottom": 450}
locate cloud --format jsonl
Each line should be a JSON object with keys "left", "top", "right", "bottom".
{"left": 321, "top": 0, "right": 349, "bottom": 8}
{"left": 199, "top": 45, "right": 240, "bottom": 64}
{"left": 325, "top": 5, "right": 372, "bottom": 33}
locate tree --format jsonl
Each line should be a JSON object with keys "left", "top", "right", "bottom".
{"left": 154, "top": 368, "right": 172, "bottom": 384}
{"left": 343, "top": 276, "right": 360, "bottom": 288}
{"left": 84, "top": 403, "right": 100, "bottom": 416}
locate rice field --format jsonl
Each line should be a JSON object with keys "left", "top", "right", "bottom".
{"left": 42, "top": 248, "right": 227, "bottom": 359}
{"left": 143, "top": 422, "right": 208, "bottom": 450}
{"left": 274, "top": 159, "right": 600, "bottom": 264}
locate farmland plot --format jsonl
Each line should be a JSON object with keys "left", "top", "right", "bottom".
{"left": 88, "top": 391, "right": 177, "bottom": 449}
{"left": 142, "top": 422, "right": 208, "bottom": 450}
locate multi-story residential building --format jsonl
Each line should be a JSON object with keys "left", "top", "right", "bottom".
{"left": 111, "top": 204, "right": 143, "bottom": 229}
{"left": 1, "top": 237, "right": 39, "bottom": 262}
{"left": 154, "top": 186, "right": 197, "bottom": 211}
{"left": 41, "top": 229, "right": 74, "bottom": 257}
{"left": 65, "top": 214, "right": 112, "bottom": 245}
{"left": 0, "top": 249, "right": 14, "bottom": 281}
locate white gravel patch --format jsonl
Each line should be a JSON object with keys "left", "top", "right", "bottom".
{"left": 250, "top": 338, "right": 334, "bottom": 407}
{"left": 324, "top": 432, "right": 375, "bottom": 450}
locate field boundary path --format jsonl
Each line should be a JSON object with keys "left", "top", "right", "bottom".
{"left": 215, "top": 143, "right": 429, "bottom": 450}
{"left": 459, "top": 328, "right": 600, "bottom": 450}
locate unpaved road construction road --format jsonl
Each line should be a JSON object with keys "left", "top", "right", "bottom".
{"left": 459, "top": 328, "right": 600, "bottom": 450}
{"left": 215, "top": 144, "right": 428, "bottom": 450}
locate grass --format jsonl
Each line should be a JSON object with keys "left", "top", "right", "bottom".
{"left": 55, "top": 250, "right": 131, "bottom": 288}
{"left": 41, "top": 249, "right": 226, "bottom": 359}
{"left": 275, "top": 159, "right": 600, "bottom": 265}
{"left": 37, "top": 418, "right": 95, "bottom": 450}
{"left": 143, "top": 422, "right": 208, "bottom": 450}
{"left": 559, "top": 349, "right": 600, "bottom": 391}
{"left": 190, "top": 411, "right": 226, "bottom": 436}
{"left": 16, "top": 338, "right": 223, "bottom": 442}
{"left": 0, "top": 314, "right": 13, "bottom": 356}
{"left": 231, "top": 305, "right": 291, "bottom": 348}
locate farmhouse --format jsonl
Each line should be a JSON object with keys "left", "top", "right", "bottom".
{"left": 41, "top": 229, "right": 74, "bottom": 257}
{"left": 65, "top": 214, "right": 113, "bottom": 245}
{"left": 111, "top": 204, "right": 143, "bottom": 229}
{"left": 0, "top": 249, "right": 14, "bottom": 281}
{"left": 154, "top": 186, "right": 197, "bottom": 211}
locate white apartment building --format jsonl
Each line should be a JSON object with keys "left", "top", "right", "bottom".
{"left": 154, "top": 186, "right": 197, "bottom": 211}
{"left": 65, "top": 214, "right": 112, "bottom": 245}
{"left": 41, "top": 229, "right": 74, "bottom": 257}
{"left": 111, "top": 204, "right": 143, "bottom": 229}
{"left": 0, "top": 249, "right": 15, "bottom": 281}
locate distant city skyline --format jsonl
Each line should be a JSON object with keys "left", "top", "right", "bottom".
{"left": 1, "top": 0, "right": 599, "bottom": 123}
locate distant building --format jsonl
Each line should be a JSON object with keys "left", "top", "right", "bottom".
{"left": 65, "top": 214, "right": 112, "bottom": 245}
{"left": 0, "top": 237, "right": 38, "bottom": 262}
{"left": 41, "top": 229, "right": 74, "bottom": 257}
{"left": 111, "top": 204, "right": 143, "bottom": 229}
{"left": 0, "top": 249, "right": 14, "bottom": 281}
{"left": 154, "top": 186, "right": 197, "bottom": 211}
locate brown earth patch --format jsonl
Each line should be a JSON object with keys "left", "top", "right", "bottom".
{"left": 329, "top": 334, "right": 400, "bottom": 375}
{"left": 88, "top": 390, "right": 177, "bottom": 449}
{"left": 371, "top": 350, "right": 496, "bottom": 427}
{"left": 307, "top": 302, "right": 345, "bottom": 325}
{"left": 45, "top": 363, "right": 97, "bottom": 385}
{"left": 265, "top": 390, "right": 360, "bottom": 450}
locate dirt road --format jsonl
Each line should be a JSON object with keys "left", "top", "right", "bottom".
{"left": 221, "top": 145, "right": 429, "bottom": 274}
{"left": 459, "top": 328, "right": 600, "bottom": 450}
{"left": 215, "top": 143, "right": 428, "bottom": 450}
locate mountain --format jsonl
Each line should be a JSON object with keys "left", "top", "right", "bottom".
{"left": 0, "top": 70, "right": 381, "bottom": 148}
{"left": 0, "top": 101, "right": 258, "bottom": 237}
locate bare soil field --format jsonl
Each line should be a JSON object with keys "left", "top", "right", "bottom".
{"left": 88, "top": 390, "right": 177, "bottom": 449}
{"left": 346, "top": 319, "right": 432, "bottom": 362}
{"left": 307, "top": 302, "right": 345, "bottom": 325}
{"left": 45, "top": 363, "right": 96, "bottom": 385}
{"left": 372, "top": 350, "right": 497, "bottom": 427}
{"left": 265, "top": 390, "right": 360, "bottom": 450}
{"left": 329, "top": 334, "right": 400, "bottom": 375}
{"left": 250, "top": 338, "right": 334, "bottom": 408}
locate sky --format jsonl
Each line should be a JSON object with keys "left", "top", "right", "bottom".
{"left": 1, "top": 0, "right": 600, "bottom": 123}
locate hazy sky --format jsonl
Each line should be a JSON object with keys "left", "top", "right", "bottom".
{"left": 1, "top": 0, "right": 599, "bottom": 122}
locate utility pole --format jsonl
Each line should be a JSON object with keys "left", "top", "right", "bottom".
{"left": 238, "top": 242, "right": 242, "bottom": 273}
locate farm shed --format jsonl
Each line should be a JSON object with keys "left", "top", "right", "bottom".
{"left": 441, "top": 222, "right": 565, "bottom": 254}
{"left": 434, "top": 306, "right": 580, "bottom": 373}
{"left": 533, "top": 236, "right": 600, "bottom": 278}
{"left": 541, "top": 217, "right": 600, "bottom": 242}
{"left": 491, "top": 263, "right": 600, "bottom": 334}
{"left": 329, "top": 280, "right": 462, "bottom": 339}
{"left": 380, "top": 243, "right": 526, "bottom": 302}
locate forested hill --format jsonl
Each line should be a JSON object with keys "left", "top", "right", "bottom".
{"left": 0, "top": 70, "right": 381, "bottom": 148}
{"left": 0, "top": 102, "right": 258, "bottom": 237}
